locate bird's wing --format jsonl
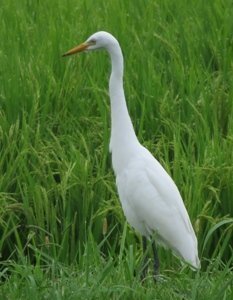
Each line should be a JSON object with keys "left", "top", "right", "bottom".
{"left": 116, "top": 147, "right": 198, "bottom": 262}
{"left": 145, "top": 159, "right": 195, "bottom": 236}
{"left": 142, "top": 147, "right": 195, "bottom": 234}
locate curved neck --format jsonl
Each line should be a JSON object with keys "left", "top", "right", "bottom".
{"left": 107, "top": 43, "right": 139, "bottom": 174}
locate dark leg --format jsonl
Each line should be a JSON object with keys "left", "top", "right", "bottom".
{"left": 152, "top": 240, "right": 160, "bottom": 278}
{"left": 141, "top": 236, "right": 149, "bottom": 281}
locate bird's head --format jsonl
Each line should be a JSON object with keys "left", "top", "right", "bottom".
{"left": 62, "top": 31, "right": 118, "bottom": 57}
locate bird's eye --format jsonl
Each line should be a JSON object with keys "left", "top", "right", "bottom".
{"left": 88, "top": 39, "right": 96, "bottom": 45}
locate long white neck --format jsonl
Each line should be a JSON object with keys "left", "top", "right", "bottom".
{"left": 107, "top": 42, "right": 140, "bottom": 174}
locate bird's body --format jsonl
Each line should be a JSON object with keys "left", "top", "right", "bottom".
{"left": 116, "top": 147, "right": 199, "bottom": 267}
{"left": 63, "top": 31, "right": 200, "bottom": 271}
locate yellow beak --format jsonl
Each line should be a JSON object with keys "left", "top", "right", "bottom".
{"left": 62, "top": 42, "right": 89, "bottom": 57}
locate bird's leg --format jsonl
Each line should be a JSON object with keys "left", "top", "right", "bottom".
{"left": 152, "top": 240, "right": 160, "bottom": 279}
{"left": 140, "top": 236, "right": 149, "bottom": 281}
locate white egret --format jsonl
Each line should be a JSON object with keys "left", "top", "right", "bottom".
{"left": 63, "top": 31, "right": 200, "bottom": 277}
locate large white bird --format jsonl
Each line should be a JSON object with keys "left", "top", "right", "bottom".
{"left": 63, "top": 31, "right": 200, "bottom": 277}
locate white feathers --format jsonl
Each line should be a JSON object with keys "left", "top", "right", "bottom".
{"left": 67, "top": 31, "right": 200, "bottom": 269}
{"left": 116, "top": 146, "right": 200, "bottom": 268}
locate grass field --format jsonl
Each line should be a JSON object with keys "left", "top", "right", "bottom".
{"left": 0, "top": 0, "right": 233, "bottom": 298}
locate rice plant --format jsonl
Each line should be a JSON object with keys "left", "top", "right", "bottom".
{"left": 0, "top": 0, "right": 232, "bottom": 298}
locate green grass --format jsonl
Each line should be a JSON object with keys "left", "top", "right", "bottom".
{"left": 0, "top": 0, "right": 233, "bottom": 298}
{"left": 0, "top": 250, "right": 232, "bottom": 300}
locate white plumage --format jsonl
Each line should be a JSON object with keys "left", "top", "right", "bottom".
{"left": 63, "top": 31, "right": 200, "bottom": 271}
